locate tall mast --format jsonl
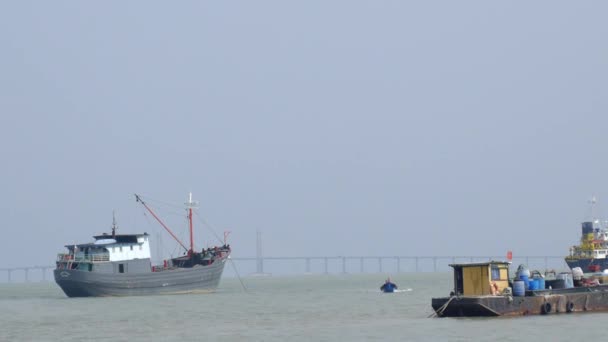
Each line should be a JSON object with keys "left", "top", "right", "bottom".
{"left": 111, "top": 210, "right": 117, "bottom": 238}
{"left": 186, "top": 192, "right": 198, "bottom": 255}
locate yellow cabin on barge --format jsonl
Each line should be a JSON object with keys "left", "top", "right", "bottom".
{"left": 450, "top": 261, "right": 511, "bottom": 296}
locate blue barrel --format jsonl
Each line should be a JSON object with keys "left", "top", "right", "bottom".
{"left": 519, "top": 275, "right": 529, "bottom": 289}
{"left": 513, "top": 280, "right": 525, "bottom": 296}
{"left": 532, "top": 278, "right": 540, "bottom": 290}
{"left": 529, "top": 279, "right": 538, "bottom": 290}
{"left": 536, "top": 277, "right": 545, "bottom": 290}
{"left": 516, "top": 265, "right": 531, "bottom": 279}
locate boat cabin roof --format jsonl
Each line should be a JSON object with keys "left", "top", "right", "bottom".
{"left": 449, "top": 261, "right": 511, "bottom": 268}
{"left": 65, "top": 233, "right": 149, "bottom": 248}
{"left": 94, "top": 233, "right": 148, "bottom": 243}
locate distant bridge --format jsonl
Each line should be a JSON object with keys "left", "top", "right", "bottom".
{"left": 231, "top": 255, "right": 568, "bottom": 275}
{"left": 0, "top": 256, "right": 568, "bottom": 283}
{"left": 0, "top": 266, "right": 55, "bottom": 283}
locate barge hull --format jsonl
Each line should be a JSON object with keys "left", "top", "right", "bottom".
{"left": 432, "top": 286, "right": 608, "bottom": 317}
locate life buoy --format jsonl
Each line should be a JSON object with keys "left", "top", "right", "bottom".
{"left": 542, "top": 302, "right": 552, "bottom": 314}
{"left": 566, "top": 301, "right": 574, "bottom": 313}
{"left": 489, "top": 281, "right": 499, "bottom": 295}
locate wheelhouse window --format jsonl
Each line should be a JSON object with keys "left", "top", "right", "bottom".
{"left": 119, "top": 264, "right": 124, "bottom": 273}
{"left": 491, "top": 266, "right": 503, "bottom": 280}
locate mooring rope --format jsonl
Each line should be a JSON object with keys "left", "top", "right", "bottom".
{"left": 229, "top": 257, "right": 249, "bottom": 293}
{"left": 429, "top": 296, "right": 456, "bottom": 318}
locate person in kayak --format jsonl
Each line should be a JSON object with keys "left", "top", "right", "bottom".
{"left": 380, "top": 277, "right": 398, "bottom": 293}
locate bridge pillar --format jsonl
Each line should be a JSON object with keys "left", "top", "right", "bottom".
{"left": 8, "top": 270, "right": 12, "bottom": 283}
{"left": 305, "top": 258, "right": 311, "bottom": 273}
{"left": 451, "top": 257, "right": 456, "bottom": 264}
{"left": 342, "top": 257, "right": 346, "bottom": 274}
{"left": 469, "top": 256, "right": 473, "bottom": 262}
{"left": 415, "top": 257, "right": 419, "bottom": 272}
{"left": 41, "top": 268, "right": 47, "bottom": 282}
{"left": 433, "top": 257, "right": 437, "bottom": 272}
{"left": 360, "top": 257, "right": 364, "bottom": 273}
{"left": 25, "top": 268, "right": 29, "bottom": 282}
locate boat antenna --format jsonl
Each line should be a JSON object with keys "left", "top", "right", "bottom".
{"left": 111, "top": 210, "right": 117, "bottom": 238}
{"left": 589, "top": 195, "right": 598, "bottom": 222}
{"left": 135, "top": 194, "right": 188, "bottom": 252}
{"left": 186, "top": 192, "right": 199, "bottom": 256}
{"left": 224, "top": 230, "right": 231, "bottom": 245}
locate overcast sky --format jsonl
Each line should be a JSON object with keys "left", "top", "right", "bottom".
{"left": 1, "top": 1, "right": 607, "bottom": 269}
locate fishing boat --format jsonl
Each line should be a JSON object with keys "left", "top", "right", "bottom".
{"left": 431, "top": 260, "right": 608, "bottom": 317}
{"left": 565, "top": 197, "right": 608, "bottom": 272}
{"left": 53, "top": 193, "right": 231, "bottom": 297}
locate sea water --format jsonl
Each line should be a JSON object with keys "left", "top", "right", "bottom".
{"left": 0, "top": 273, "right": 605, "bottom": 341}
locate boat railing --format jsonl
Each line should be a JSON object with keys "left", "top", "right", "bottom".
{"left": 76, "top": 253, "right": 110, "bottom": 262}
{"left": 56, "top": 253, "right": 110, "bottom": 263}
{"left": 57, "top": 253, "right": 74, "bottom": 262}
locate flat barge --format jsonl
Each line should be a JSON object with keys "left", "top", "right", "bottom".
{"left": 431, "top": 261, "right": 608, "bottom": 317}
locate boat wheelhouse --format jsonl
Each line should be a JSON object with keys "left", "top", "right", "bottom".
{"left": 449, "top": 261, "right": 511, "bottom": 296}
{"left": 57, "top": 232, "right": 152, "bottom": 273}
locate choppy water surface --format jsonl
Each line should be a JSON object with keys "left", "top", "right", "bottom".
{"left": 1, "top": 273, "right": 606, "bottom": 341}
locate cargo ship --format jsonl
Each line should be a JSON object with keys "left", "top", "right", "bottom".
{"left": 565, "top": 219, "right": 608, "bottom": 272}
{"left": 431, "top": 260, "right": 608, "bottom": 317}
{"left": 54, "top": 193, "right": 231, "bottom": 297}
{"left": 564, "top": 198, "right": 608, "bottom": 272}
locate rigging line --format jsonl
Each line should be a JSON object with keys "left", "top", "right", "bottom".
{"left": 143, "top": 201, "right": 185, "bottom": 218}
{"left": 136, "top": 194, "right": 185, "bottom": 210}
{"left": 229, "top": 257, "right": 249, "bottom": 293}
{"left": 160, "top": 210, "right": 188, "bottom": 218}
{"left": 180, "top": 219, "right": 193, "bottom": 252}
{"left": 192, "top": 210, "right": 223, "bottom": 244}
{"left": 140, "top": 208, "right": 180, "bottom": 260}
{"left": 135, "top": 194, "right": 189, "bottom": 252}
{"left": 171, "top": 239, "right": 180, "bottom": 257}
